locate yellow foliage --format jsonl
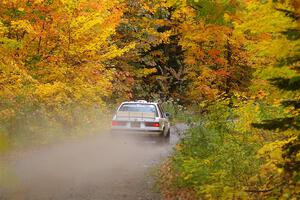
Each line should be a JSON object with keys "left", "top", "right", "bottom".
{"left": 234, "top": 101, "right": 261, "bottom": 133}
{"left": 0, "top": 0, "right": 131, "bottom": 134}
{"left": 11, "top": 20, "right": 35, "bottom": 34}
{"left": 135, "top": 68, "right": 157, "bottom": 78}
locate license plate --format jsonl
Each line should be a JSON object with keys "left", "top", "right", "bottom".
{"left": 131, "top": 122, "right": 141, "bottom": 128}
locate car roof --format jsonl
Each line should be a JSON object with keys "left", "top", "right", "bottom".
{"left": 120, "top": 100, "right": 158, "bottom": 105}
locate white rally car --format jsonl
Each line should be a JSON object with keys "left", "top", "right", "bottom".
{"left": 111, "top": 100, "right": 171, "bottom": 137}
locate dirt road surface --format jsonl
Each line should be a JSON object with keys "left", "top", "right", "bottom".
{"left": 0, "top": 125, "right": 186, "bottom": 200}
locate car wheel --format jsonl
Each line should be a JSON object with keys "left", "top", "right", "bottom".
{"left": 159, "top": 129, "right": 164, "bottom": 137}
{"left": 165, "top": 128, "right": 170, "bottom": 138}
{"left": 161, "top": 128, "right": 170, "bottom": 138}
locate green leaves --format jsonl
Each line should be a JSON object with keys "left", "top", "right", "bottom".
{"left": 190, "top": 0, "right": 239, "bottom": 25}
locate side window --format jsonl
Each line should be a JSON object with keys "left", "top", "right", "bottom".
{"left": 157, "top": 104, "right": 165, "bottom": 118}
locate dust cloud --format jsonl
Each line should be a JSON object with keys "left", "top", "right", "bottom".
{"left": 0, "top": 125, "right": 184, "bottom": 200}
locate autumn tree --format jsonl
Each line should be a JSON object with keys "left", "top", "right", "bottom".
{"left": 235, "top": 0, "right": 300, "bottom": 198}
{"left": 112, "top": 0, "right": 193, "bottom": 102}
{"left": 0, "top": 0, "right": 133, "bottom": 136}
{"left": 159, "top": 0, "right": 300, "bottom": 199}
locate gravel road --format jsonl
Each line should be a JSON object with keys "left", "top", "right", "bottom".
{"left": 0, "top": 125, "right": 187, "bottom": 200}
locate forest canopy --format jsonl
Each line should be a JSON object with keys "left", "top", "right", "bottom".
{"left": 0, "top": 0, "right": 299, "bottom": 199}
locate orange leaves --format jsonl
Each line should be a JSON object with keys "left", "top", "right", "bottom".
{"left": 214, "top": 69, "right": 230, "bottom": 77}
{"left": 215, "top": 57, "right": 226, "bottom": 66}
{"left": 178, "top": 10, "right": 253, "bottom": 101}
{"left": 208, "top": 49, "right": 221, "bottom": 57}
{"left": 208, "top": 49, "right": 227, "bottom": 66}
{"left": 256, "top": 90, "right": 266, "bottom": 100}
{"left": 185, "top": 56, "right": 197, "bottom": 66}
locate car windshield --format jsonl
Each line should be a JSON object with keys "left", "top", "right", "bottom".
{"left": 118, "top": 104, "right": 158, "bottom": 116}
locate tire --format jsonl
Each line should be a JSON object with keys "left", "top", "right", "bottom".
{"left": 165, "top": 128, "right": 170, "bottom": 138}
{"left": 159, "top": 129, "right": 164, "bottom": 137}
{"left": 159, "top": 129, "right": 170, "bottom": 144}
{"left": 160, "top": 128, "right": 170, "bottom": 138}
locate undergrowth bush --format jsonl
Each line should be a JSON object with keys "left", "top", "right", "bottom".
{"left": 161, "top": 99, "right": 263, "bottom": 199}
{"left": 0, "top": 105, "right": 111, "bottom": 151}
{"left": 161, "top": 98, "right": 189, "bottom": 123}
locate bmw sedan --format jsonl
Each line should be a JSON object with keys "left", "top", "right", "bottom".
{"left": 111, "top": 100, "right": 170, "bottom": 137}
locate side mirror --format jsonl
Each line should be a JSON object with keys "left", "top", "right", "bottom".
{"left": 165, "top": 112, "right": 171, "bottom": 118}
